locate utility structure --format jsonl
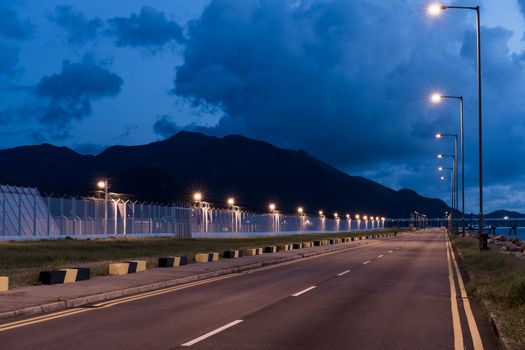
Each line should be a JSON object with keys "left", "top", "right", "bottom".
{"left": 432, "top": 95, "right": 465, "bottom": 235}
{"left": 436, "top": 133, "right": 459, "bottom": 234}
{"left": 428, "top": 3, "right": 486, "bottom": 249}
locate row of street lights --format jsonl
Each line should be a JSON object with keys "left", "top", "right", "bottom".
{"left": 428, "top": 3, "right": 486, "bottom": 248}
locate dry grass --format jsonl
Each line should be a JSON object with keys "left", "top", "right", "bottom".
{"left": 0, "top": 229, "right": 405, "bottom": 288}
{"left": 452, "top": 236, "right": 525, "bottom": 348}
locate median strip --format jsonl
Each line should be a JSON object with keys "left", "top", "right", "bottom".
{"left": 181, "top": 319, "right": 244, "bottom": 346}
{"left": 292, "top": 286, "right": 316, "bottom": 297}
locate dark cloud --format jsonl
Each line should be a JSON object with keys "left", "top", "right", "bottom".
{"left": 153, "top": 115, "right": 181, "bottom": 138}
{"left": 0, "top": 4, "right": 31, "bottom": 76}
{"left": 48, "top": 6, "right": 103, "bottom": 44}
{"left": 0, "top": 4, "right": 31, "bottom": 40}
{"left": 171, "top": 0, "right": 525, "bottom": 211}
{"left": 107, "top": 6, "right": 184, "bottom": 50}
{"left": 35, "top": 59, "right": 123, "bottom": 128}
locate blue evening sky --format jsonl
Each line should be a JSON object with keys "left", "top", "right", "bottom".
{"left": 1, "top": 0, "right": 525, "bottom": 213}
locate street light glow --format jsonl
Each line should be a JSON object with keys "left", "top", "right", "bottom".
{"left": 318, "top": 210, "right": 323, "bottom": 216}
{"left": 297, "top": 207, "right": 303, "bottom": 214}
{"left": 269, "top": 203, "right": 276, "bottom": 211}
{"left": 227, "top": 197, "right": 235, "bottom": 206}
{"left": 437, "top": 154, "right": 443, "bottom": 159}
{"left": 438, "top": 166, "right": 443, "bottom": 171}
{"left": 355, "top": 214, "right": 360, "bottom": 220}
{"left": 431, "top": 93, "right": 443, "bottom": 103}
{"left": 346, "top": 214, "right": 350, "bottom": 219}
{"left": 440, "top": 176, "right": 446, "bottom": 180}
{"left": 193, "top": 192, "right": 202, "bottom": 201}
{"left": 97, "top": 180, "right": 106, "bottom": 189}
{"left": 334, "top": 213, "right": 339, "bottom": 218}
{"left": 428, "top": 3, "right": 444, "bottom": 16}
{"left": 435, "top": 133, "right": 443, "bottom": 139}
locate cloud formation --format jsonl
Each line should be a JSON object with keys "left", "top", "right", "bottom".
{"left": 172, "top": 0, "right": 525, "bottom": 197}
{"left": 0, "top": 4, "right": 31, "bottom": 75}
{"left": 35, "top": 59, "right": 123, "bottom": 129}
{"left": 107, "top": 6, "right": 185, "bottom": 50}
{"left": 48, "top": 6, "right": 103, "bottom": 44}
{"left": 153, "top": 115, "right": 181, "bottom": 138}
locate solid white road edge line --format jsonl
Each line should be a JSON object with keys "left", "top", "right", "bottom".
{"left": 181, "top": 320, "right": 244, "bottom": 346}
{"left": 337, "top": 270, "right": 350, "bottom": 276}
{"left": 292, "top": 286, "right": 317, "bottom": 297}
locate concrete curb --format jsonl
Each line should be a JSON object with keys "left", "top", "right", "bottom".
{"left": 449, "top": 236, "right": 514, "bottom": 350}
{"left": 0, "top": 238, "right": 384, "bottom": 322}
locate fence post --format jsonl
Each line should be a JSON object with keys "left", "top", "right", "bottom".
{"left": 33, "top": 192, "right": 37, "bottom": 236}
{"left": 2, "top": 192, "right": 5, "bottom": 237}
{"left": 18, "top": 191, "right": 22, "bottom": 236}
{"left": 60, "top": 197, "right": 64, "bottom": 235}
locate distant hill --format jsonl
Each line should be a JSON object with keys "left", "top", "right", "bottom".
{"left": 485, "top": 210, "right": 525, "bottom": 219}
{"left": 0, "top": 131, "right": 450, "bottom": 217}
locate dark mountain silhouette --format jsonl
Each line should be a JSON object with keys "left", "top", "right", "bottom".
{"left": 0, "top": 131, "right": 450, "bottom": 217}
{"left": 485, "top": 210, "right": 525, "bottom": 219}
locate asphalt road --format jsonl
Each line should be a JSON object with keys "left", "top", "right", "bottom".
{"left": 0, "top": 230, "right": 498, "bottom": 350}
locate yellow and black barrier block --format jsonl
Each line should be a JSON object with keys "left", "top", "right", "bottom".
{"left": 246, "top": 248, "right": 264, "bottom": 256}
{"left": 195, "top": 252, "right": 220, "bottom": 263}
{"left": 223, "top": 250, "right": 244, "bottom": 259}
{"left": 0, "top": 276, "right": 8, "bottom": 292}
{"left": 328, "top": 239, "right": 336, "bottom": 245}
{"left": 39, "top": 268, "right": 90, "bottom": 285}
{"left": 278, "top": 244, "right": 291, "bottom": 251}
{"left": 109, "top": 260, "right": 147, "bottom": 276}
{"left": 336, "top": 238, "right": 342, "bottom": 244}
{"left": 264, "top": 246, "right": 277, "bottom": 253}
{"left": 292, "top": 243, "right": 303, "bottom": 249}
{"left": 302, "top": 242, "right": 313, "bottom": 248}
{"left": 321, "top": 239, "right": 328, "bottom": 246}
{"left": 158, "top": 256, "right": 188, "bottom": 267}
{"left": 313, "top": 240, "right": 322, "bottom": 246}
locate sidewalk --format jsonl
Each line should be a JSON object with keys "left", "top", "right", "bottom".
{"left": 0, "top": 235, "right": 401, "bottom": 322}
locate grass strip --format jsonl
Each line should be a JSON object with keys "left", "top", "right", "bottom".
{"left": 0, "top": 228, "right": 406, "bottom": 289}
{"left": 451, "top": 235, "right": 525, "bottom": 349}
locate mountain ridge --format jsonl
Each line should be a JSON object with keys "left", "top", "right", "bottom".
{"left": 0, "top": 131, "right": 450, "bottom": 217}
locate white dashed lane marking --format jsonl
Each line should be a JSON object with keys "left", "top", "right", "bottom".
{"left": 292, "top": 286, "right": 316, "bottom": 297}
{"left": 337, "top": 270, "right": 350, "bottom": 276}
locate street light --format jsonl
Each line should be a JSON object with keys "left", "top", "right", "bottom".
{"left": 429, "top": 2, "right": 485, "bottom": 248}
{"left": 297, "top": 207, "right": 304, "bottom": 215}
{"left": 432, "top": 94, "right": 466, "bottom": 235}
{"left": 193, "top": 192, "right": 203, "bottom": 202}
{"left": 436, "top": 133, "right": 459, "bottom": 234}
{"left": 269, "top": 203, "right": 276, "bottom": 213}
{"left": 440, "top": 174, "right": 454, "bottom": 231}
{"left": 97, "top": 179, "right": 109, "bottom": 235}
{"left": 227, "top": 197, "right": 235, "bottom": 206}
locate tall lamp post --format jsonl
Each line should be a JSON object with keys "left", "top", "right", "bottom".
{"left": 97, "top": 179, "right": 109, "bottom": 235}
{"left": 438, "top": 154, "right": 457, "bottom": 233}
{"left": 432, "top": 94, "right": 465, "bottom": 235}
{"left": 436, "top": 134, "right": 459, "bottom": 234}
{"left": 440, "top": 174, "right": 454, "bottom": 231}
{"left": 429, "top": 3, "right": 485, "bottom": 248}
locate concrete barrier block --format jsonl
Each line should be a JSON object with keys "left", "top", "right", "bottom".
{"left": 292, "top": 243, "right": 303, "bottom": 249}
{"left": 245, "top": 248, "right": 263, "bottom": 256}
{"left": 158, "top": 256, "right": 188, "bottom": 267}
{"left": 321, "top": 239, "right": 328, "bottom": 246}
{"left": 0, "top": 276, "right": 8, "bottom": 292}
{"left": 128, "top": 260, "right": 147, "bottom": 273}
{"left": 336, "top": 239, "right": 342, "bottom": 244}
{"left": 303, "top": 242, "right": 313, "bottom": 248}
{"left": 264, "top": 246, "right": 277, "bottom": 253}
{"left": 224, "top": 250, "right": 244, "bottom": 259}
{"left": 278, "top": 244, "right": 290, "bottom": 251}
{"left": 59, "top": 268, "right": 90, "bottom": 283}
{"left": 109, "top": 263, "right": 130, "bottom": 276}
{"left": 328, "top": 239, "right": 335, "bottom": 245}
{"left": 195, "top": 252, "right": 219, "bottom": 263}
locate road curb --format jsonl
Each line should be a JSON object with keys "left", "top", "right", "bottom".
{"left": 0, "top": 238, "right": 384, "bottom": 323}
{"left": 449, "top": 236, "right": 513, "bottom": 350}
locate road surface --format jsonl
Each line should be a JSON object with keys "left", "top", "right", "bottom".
{"left": 0, "top": 230, "right": 498, "bottom": 349}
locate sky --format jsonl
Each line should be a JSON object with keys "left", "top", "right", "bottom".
{"left": 1, "top": 0, "right": 525, "bottom": 214}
